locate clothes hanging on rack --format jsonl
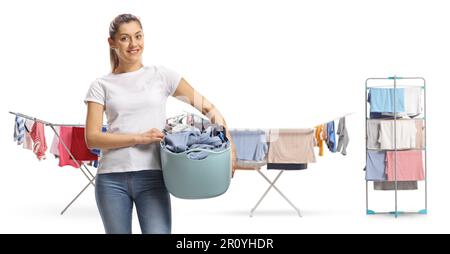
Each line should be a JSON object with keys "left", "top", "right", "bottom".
{"left": 368, "top": 87, "right": 405, "bottom": 113}
{"left": 366, "top": 150, "right": 424, "bottom": 182}
{"left": 267, "top": 163, "right": 307, "bottom": 170}
{"left": 24, "top": 119, "right": 34, "bottom": 132}
{"left": 415, "top": 120, "right": 425, "bottom": 148}
{"left": 369, "top": 112, "right": 396, "bottom": 119}
{"left": 229, "top": 116, "right": 350, "bottom": 217}
{"left": 230, "top": 130, "right": 268, "bottom": 162}
{"left": 314, "top": 125, "right": 324, "bottom": 156}
{"left": 326, "top": 121, "right": 336, "bottom": 153}
{"left": 367, "top": 120, "right": 381, "bottom": 149}
{"left": 379, "top": 87, "right": 423, "bottom": 117}
{"left": 374, "top": 181, "right": 418, "bottom": 190}
{"left": 403, "top": 86, "right": 423, "bottom": 115}
{"left": 365, "top": 77, "right": 427, "bottom": 216}
{"left": 336, "top": 117, "right": 349, "bottom": 155}
{"left": 9, "top": 111, "right": 100, "bottom": 215}
{"left": 311, "top": 116, "right": 352, "bottom": 157}
{"left": 50, "top": 126, "right": 61, "bottom": 157}
{"left": 368, "top": 87, "right": 423, "bottom": 119}
{"left": 230, "top": 133, "right": 266, "bottom": 170}
{"left": 367, "top": 119, "right": 424, "bottom": 149}
{"left": 71, "top": 127, "right": 98, "bottom": 161}
{"left": 235, "top": 160, "right": 267, "bottom": 169}
{"left": 13, "top": 116, "right": 25, "bottom": 145}
{"left": 379, "top": 120, "right": 417, "bottom": 149}
{"left": 366, "top": 151, "right": 386, "bottom": 181}
{"left": 23, "top": 132, "right": 33, "bottom": 150}
{"left": 22, "top": 119, "right": 34, "bottom": 150}
{"left": 385, "top": 150, "right": 424, "bottom": 181}
{"left": 58, "top": 127, "right": 81, "bottom": 168}
{"left": 30, "top": 122, "right": 47, "bottom": 160}
{"left": 267, "top": 129, "right": 316, "bottom": 164}
{"left": 322, "top": 123, "right": 327, "bottom": 143}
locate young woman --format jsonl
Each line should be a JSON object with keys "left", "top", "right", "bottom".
{"left": 84, "top": 14, "right": 236, "bottom": 234}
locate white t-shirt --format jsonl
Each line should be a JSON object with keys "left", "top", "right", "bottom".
{"left": 378, "top": 120, "right": 417, "bottom": 150}
{"left": 84, "top": 65, "right": 181, "bottom": 174}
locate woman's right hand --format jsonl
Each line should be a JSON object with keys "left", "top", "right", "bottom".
{"left": 135, "top": 128, "right": 165, "bottom": 145}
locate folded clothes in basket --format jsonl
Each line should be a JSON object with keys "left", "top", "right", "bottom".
{"left": 162, "top": 126, "right": 229, "bottom": 160}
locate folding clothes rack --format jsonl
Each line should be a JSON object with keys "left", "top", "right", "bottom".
{"left": 9, "top": 111, "right": 96, "bottom": 215}
{"left": 365, "top": 76, "right": 427, "bottom": 217}
{"left": 233, "top": 112, "right": 353, "bottom": 217}
{"left": 230, "top": 129, "right": 301, "bottom": 217}
{"left": 249, "top": 166, "right": 301, "bottom": 217}
{"left": 11, "top": 109, "right": 352, "bottom": 217}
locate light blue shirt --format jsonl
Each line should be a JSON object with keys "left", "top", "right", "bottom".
{"left": 366, "top": 151, "right": 386, "bottom": 181}
{"left": 369, "top": 88, "right": 405, "bottom": 113}
{"left": 230, "top": 130, "right": 268, "bottom": 161}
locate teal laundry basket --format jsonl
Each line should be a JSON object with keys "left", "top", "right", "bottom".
{"left": 160, "top": 142, "right": 231, "bottom": 199}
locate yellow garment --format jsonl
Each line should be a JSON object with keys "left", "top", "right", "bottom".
{"left": 315, "top": 125, "right": 324, "bottom": 156}
{"left": 322, "top": 123, "right": 327, "bottom": 141}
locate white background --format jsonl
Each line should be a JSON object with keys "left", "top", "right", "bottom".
{"left": 0, "top": 0, "right": 448, "bottom": 233}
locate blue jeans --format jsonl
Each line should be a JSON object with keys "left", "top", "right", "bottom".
{"left": 95, "top": 170, "right": 171, "bottom": 234}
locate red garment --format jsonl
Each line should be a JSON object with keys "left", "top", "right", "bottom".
{"left": 30, "top": 122, "right": 47, "bottom": 160}
{"left": 70, "top": 127, "right": 98, "bottom": 161}
{"left": 58, "top": 127, "right": 81, "bottom": 168}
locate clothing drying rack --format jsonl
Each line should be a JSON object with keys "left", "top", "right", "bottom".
{"left": 9, "top": 111, "right": 96, "bottom": 215}
{"left": 12, "top": 110, "right": 353, "bottom": 217}
{"left": 365, "top": 76, "right": 427, "bottom": 217}
{"left": 232, "top": 112, "right": 353, "bottom": 217}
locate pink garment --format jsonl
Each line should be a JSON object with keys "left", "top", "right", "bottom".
{"left": 50, "top": 126, "right": 60, "bottom": 156}
{"left": 58, "top": 127, "right": 81, "bottom": 168}
{"left": 386, "top": 150, "right": 424, "bottom": 181}
{"left": 22, "top": 132, "right": 33, "bottom": 150}
{"left": 30, "top": 122, "right": 47, "bottom": 160}
{"left": 415, "top": 120, "right": 425, "bottom": 149}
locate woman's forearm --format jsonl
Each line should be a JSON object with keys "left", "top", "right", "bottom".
{"left": 201, "top": 102, "right": 237, "bottom": 155}
{"left": 200, "top": 98, "right": 226, "bottom": 126}
{"left": 86, "top": 132, "right": 138, "bottom": 150}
